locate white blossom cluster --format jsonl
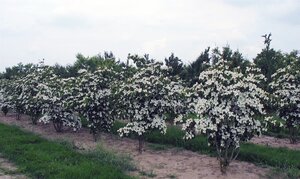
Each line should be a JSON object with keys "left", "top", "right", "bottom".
{"left": 17, "top": 66, "right": 52, "bottom": 123}
{"left": 117, "top": 63, "right": 186, "bottom": 137}
{"left": 0, "top": 65, "right": 82, "bottom": 131}
{"left": 264, "top": 116, "right": 284, "bottom": 129}
{"left": 1, "top": 77, "right": 26, "bottom": 116}
{"left": 0, "top": 80, "right": 11, "bottom": 110}
{"left": 36, "top": 74, "right": 82, "bottom": 132}
{"left": 176, "top": 60, "right": 268, "bottom": 149}
{"left": 72, "top": 68, "right": 119, "bottom": 135}
{"left": 270, "top": 61, "right": 300, "bottom": 130}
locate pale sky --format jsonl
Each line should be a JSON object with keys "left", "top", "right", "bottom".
{"left": 1, "top": 0, "right": 300, "bottom": 71}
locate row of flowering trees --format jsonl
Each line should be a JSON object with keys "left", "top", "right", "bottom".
{"left": 0, "top": 55, "right": 299, "bottom": 173}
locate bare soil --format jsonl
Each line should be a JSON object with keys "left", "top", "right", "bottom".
{"left": 0, "top": 113, "right": 276, "bottom": 179}
{"left": 251, "top": 135, "right": 300, "bottom": 150}
{"left": 0, "top": 155, "right": 27, "bottom": 179}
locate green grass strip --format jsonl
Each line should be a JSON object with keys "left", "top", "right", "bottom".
{"left": 0, "top": 123, "right": 133, "bottom": 179}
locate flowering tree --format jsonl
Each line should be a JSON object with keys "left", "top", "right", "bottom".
{"left": 117, "top": 62, "right": 186, "bottom": 153}
{"left": 270, "top": 60, "right": 300, "bottom": 143}
{"left": 18, "top": 64, "right": 53, "bottom": 124}
{"left": 0, "top": 80, "right": 10, "bottom": 116}
{"left": 175, "top": 61, "right": 268, "bottom": 173}
{"left": 1, "top": 77, "right": 25, "bottom": 120}
{"left": 72, "top": 68, "right": 120, "bottom": 140}
{"left": 37, "top": 73, "right": 82, "bottom": 132}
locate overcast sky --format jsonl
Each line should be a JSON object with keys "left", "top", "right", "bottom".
{"left": 1, "top": 0, "right": 299, "bottom": 71}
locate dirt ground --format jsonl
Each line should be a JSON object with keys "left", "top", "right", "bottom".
{"left": 0, "top": 155, "right": 27, "bottom": 179}
{"left": 251, "top": 135, "right": 300, "bottom": 150}
{"left": 0, "top": 113, "right": 284, "bottom": 179}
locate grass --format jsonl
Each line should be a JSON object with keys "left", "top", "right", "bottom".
{"left": 0, "top": 166, "right": 20, "bottom": 176}
{"left": 0, "top": 123, "right": 134, "bottom": 179}
{"left": 112, "top": 121, "right": 300, "bottom": 178}
{"left": 86, "top": 144, "right": 136, "bottom": 172}
{"left": 147, "top": 143, "right": 172, "bottom": 151}
{"left": 139, "top": 170, "right": 157, "bottom": 178}
{"left": 165, "top": 174, "right": 177, "bottom": 179}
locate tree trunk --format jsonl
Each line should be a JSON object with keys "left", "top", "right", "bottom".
{"left": 31, "top": 116, "right": 38, "bottom": 125}
{"left": 93, "top": 133, "right": 100, "bottom": 142}
{"left": 138, "top": 135, "right": 144, "bottom": 154}
{"left": 219, "top": 154, "right": 230, "bottom": 175}
{"left": 220, "top": 160, "right": 228, "bottom": 174}
{"left": 53, "top": 121, "right": 63, "bottom": 132}
{"left": 16, "top": 112, "right": 21, "bottom": 120}
{"left": 289, "top": 127, "right": 297, "bottom": 144}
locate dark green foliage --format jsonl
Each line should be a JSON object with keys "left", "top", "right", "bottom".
{"left": 0, "top": 123, "right": 132, "bottom": 179}
{"left": 254, "top": 48, "right": 284, "bottom": 84}
{"left": 0, "top": 63, "right": 36, "bottom": 80}
{"left": 182, "top": 47, "right": 210, "bottom": 86}
{"left": 164, "top": 53, "right": 184, "bottom": 78}
{"left": 254, "top": 33, "right": 285, "bottom": 84}
{"left": 128, "top": 54, "right": 155, "bottom": 68}
{"left": 212, "top": 46, "right": 249, "bottom": 72}
{"left": 52, "top": 64, "right": 73, "bottom": 78}
{"left": 73, "top": 52, "right": 126, "bottom": 73}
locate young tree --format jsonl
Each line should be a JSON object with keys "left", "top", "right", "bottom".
{"left": 72, "top": 68, "right": 120, "bottom": 141}
{"left": 270, "top": 59, "right": 300, "bottom": 143}
{"left": 175, "top": 60, "right": 268, "bottom": 173}
{"left": 3, "top": 77, "right": 26, "bottom": 120}
{"left": 18, "top": 63, "right": 53, "bottom": 124}
{"left": 37, "top": 73, "right": 82, "bottom": 132}
{"left": 0, "top": 80, "right": 10, "bottom": 116}
{"left": 117, "top": 62, "right": 186, "bottom": 153}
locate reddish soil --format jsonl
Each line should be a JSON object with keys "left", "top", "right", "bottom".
{"left": 251, "top": 135, "right": 300, "bottom": 150}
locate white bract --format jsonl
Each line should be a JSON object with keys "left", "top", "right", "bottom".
{"left": 72, "top": 67, "right": 119, "bottom": 139}
{"left": 0, "top": 80, "right": 12, "bottom": 115}
{"left": 37, "top": 74, "right": 82, "bottom": 132}
{"left": 1, "top": 76, "right": 28, "bottom": 119}
{"left": 270, "top": 60, "right": 300, "bottom": 143}
{"left": 20, "top": 66, "right": 52, "bottom": 124}
{"left": 117, "top": 62, "right": 186, "bottom": 153}
{"left": 176, "top": 60, "right": 268, "bottom": 173}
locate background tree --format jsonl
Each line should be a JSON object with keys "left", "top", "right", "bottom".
{"left": 164, "top": 53, "right": 184, "bottom": 78}
{"left": 212, "top": 46, "right": 249, "bottom": 72}
{"left": 128, "top": 54, "right": 155, "bottom": 68}
{"left": 254, "top": 33, "right": 284, "bottom": 84}
{"left": 183, "top": 47, "right": 210, "bottom": 86}
{"left": 0, "top": 63, "right": 35, "bottom": 80}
